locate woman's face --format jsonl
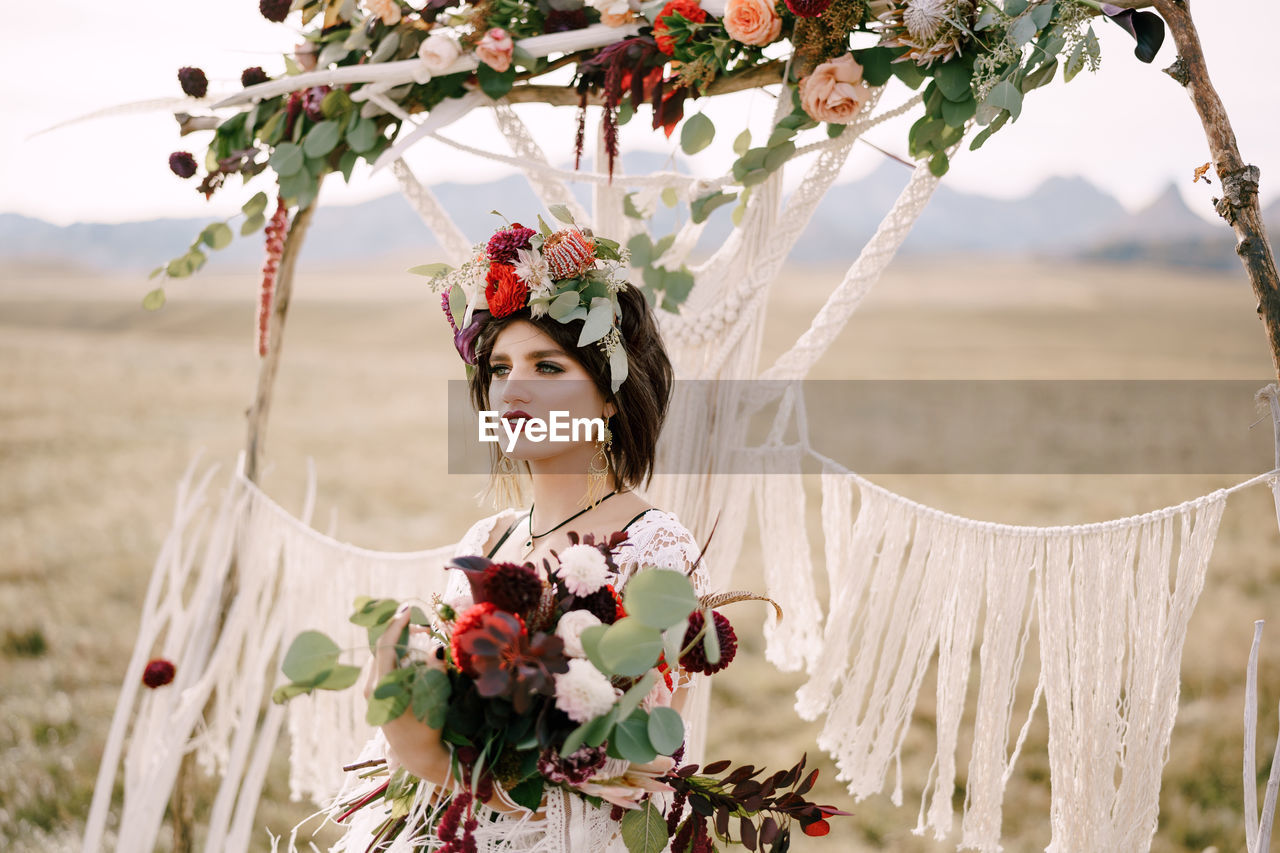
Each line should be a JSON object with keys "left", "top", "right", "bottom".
{"left": 487, "top": 320, "right": 614, "bottom": 462}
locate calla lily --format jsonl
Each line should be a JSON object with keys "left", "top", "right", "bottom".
{"left": 454, "top": 310, "right": 489, "bottom": 365}
{"left": 1101, "top": 3, "right": 1166, "bottom": 63}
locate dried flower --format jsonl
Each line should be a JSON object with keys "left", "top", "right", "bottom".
{"left": 798, "top": 53, "right": 873, "bottom": 124}
{"left": 177, "top": 67, "right": 209, "bottom": 98}
{"left": 555, "top": 544, "right": 610, "bottom": 596}
{"left": 259, "top": 198, "right": 289, "bottom": 357}
{"left": 240, "top": 66, "right": 270, "bottom": 88}
{"left": 785, "top": 0, "right": 835, "bottom": 16}
{"left": 575, "top": 756, "right": 676, "bottom": 809}
{"left": 553, "top": 658, "right": 618, "bottom": 722}
{"left": 724, "top": 0, "right": 782, "bottom": 45}
{"left": 679, "top": 610, "right": 737, "bottom": 675}
{"left": 537, "top": 744, "right": 608, "bottom": 784}
{"left": 142, "top": 658, "right": 176, "bottom": 688}
{"left": 168, "top": 152, "right": 197, "bottom": 179}
{"left": 260, "top": 0, "right": 292, "bottom": 22}
{"left": 475, "top": 28, "right": 515, "bottom": 73}
{"left": 542, "top": 229, "right": 596, "bottom": 280}
{"left": 418, "top": 31, "right": 462, "bottom": 74}
{"left": 873, "top": 0, "right": 978, "bottom": 67}
{"left": 484, "top": 263, "right": 529, "bottom": 318}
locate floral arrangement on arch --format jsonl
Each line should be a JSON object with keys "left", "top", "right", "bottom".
{"left": 153, "top": 0, "right": 1166, "bottom": 318}
{"left": 275, "top": 529, "right": 850, "bottom": 852}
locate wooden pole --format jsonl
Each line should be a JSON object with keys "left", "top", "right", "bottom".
{"left": 1152, "top": 0, "right": 1280, "bottom": 383}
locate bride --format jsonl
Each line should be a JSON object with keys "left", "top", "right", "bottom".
{"left": 332, "top": 220, "right": 709, "bottom": 852}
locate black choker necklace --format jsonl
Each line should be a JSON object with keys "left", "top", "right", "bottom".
{"left": 525, "top": 491, "right": 619, "bottom": 549}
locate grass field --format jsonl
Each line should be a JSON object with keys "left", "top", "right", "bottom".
{"left": 2, "top": 256, "right": 1278, "bottom": 852}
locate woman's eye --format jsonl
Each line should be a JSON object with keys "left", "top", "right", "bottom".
{"left": 537, "top": 362, "right": 565, "bottom": 374}
{"left": 490, "top": 364, "right": 511, "bottom": 376}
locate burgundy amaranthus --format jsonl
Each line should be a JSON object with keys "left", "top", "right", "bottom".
{"left": 258, "top": 198, "right": 290, "bottom": 357}
{"left": 437, "top": 791, "right": 478, "bottom": 853}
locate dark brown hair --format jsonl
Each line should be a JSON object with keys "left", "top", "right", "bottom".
{"left": 468, "top": 285, "right": 674, "bottom": 490}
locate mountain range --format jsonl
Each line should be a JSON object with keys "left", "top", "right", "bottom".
{"left": 3, "top": 154, "right": 1275, "bottom": 275}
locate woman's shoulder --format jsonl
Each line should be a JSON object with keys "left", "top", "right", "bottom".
{"left": 455, "top": 508, "right": 525, "bottom": 559}
{"left": 612, "top": 508, "right": 702, "bottom": 571}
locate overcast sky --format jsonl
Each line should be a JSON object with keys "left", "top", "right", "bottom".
{"left": 2, "top": 1, "right": 1277, "bottom": 227}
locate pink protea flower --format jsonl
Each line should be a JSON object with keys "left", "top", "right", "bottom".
{"left": 542, "top": 229, "right": 596, "bottom": 280}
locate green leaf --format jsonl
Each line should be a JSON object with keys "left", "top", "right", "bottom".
{"left": 975, "top": 7, "right": 1000, "bottom": 29}
{"left": 271, "top": 682, "right": 313, "bottom": 703}
{"left": 732, "top": 129, "right": 751, "bottom": 156}
{"left": 412, "top": 667, "right": 451, "bottom": 727}
{"left": 627, "top": 233, "right": 653, "bottom": 267}
{"left": 763, "top": 141, "right": 795, "bottom": 173}
{"left": 608, "top": 344, "right": 628, "bottom": 392}
{"left": 200, "top": 223, "right": 233, "bottom": 250}
{"left": 701, "top": 610, "right": 720, "bottom": 665}
{"left": 241, "top": 213, "right": 267, "bottom": 236}
{"left": 142, "top": 288, "right": 166, "bottom": 311}
{"left": 408, "top": 262, "right": 453, "bottom": 278}
{"left": 269, "top": 142, "right": 305, "bottom": 177}
{"left": 260, "top": 110, "right": 285, "bottom": 146}
{"left": 346, "top": 117, "right": 379, "bottom": 153}
{"left": 548, "top": 203, "right": 576, "bottom": 225}
{"left": 1022, "top": 58, "right": 1058, "bottom": 93}
{"left": 577, "top": 297, "right": 614, "bottom": 346}
{"left": 1004, "top": 0, "right": 1028, "bottom": 14}
{"left": 278, "top": 166, "right": 317, "bottom": 208}
{"left": 652, "top": 234, "right": 675, "bottom": 260}
{"left": 281, "top": 630, "right": 343, "bottom": 682}
{"left": 615, "top": 671, "right": 658, "bottom": 723}
{"left": 827, "top": 123, "right": 847, "bottom": 139}
{"left": 316, "top": 664, "right": 362, "bottom": 690}
{"left": 597, "top": 618, "right": 664, "bottom": 677}
{"left": 1031, "top": 0, "right": 1055, "bottom": 29}
{"left": 984, "top": 79, "right": 1023, "bottom": 121}
{"left": 689, "top": 191, "right": 735, "bottom": 224}
{"left": 370, "top": 31, "right": 401, "bottom": 64}
{"left": 679, "top": 113, "right": 715, "bottom": 155}
{"left": 303, "top": 120, "right": 342, "bottom": 158}
{"left": 165, "top": 257, "right": 192, "bottom": 278}
{"left": 623, "top": 193, "right": 645, "bottom": 220}
{"left": 891, "top": 58, "right": 926, "bottom": 90}
{"left": 507, "top": 776, "right": 545, "bottom": 811}
{"left": 969, "top": 110, "right": 1011, "bottom": 150}
{"left": 350, "top": 597, "right": 399, "bottom": 628}
{"left": 477, "top": 63, "right": 516, "bottom": 99}
{"left": 1008, "top": 14, "right": 1037, "bottom": 48}
{"left": 929, "top": 151, "right": 950, "bottom": 177}
{"left": 316, "top": 41, "right": 351, "bottom": 68}
{"left": 622, "top": 569, "right": 699, "bottom": 630}
{"left": 941, "top": 95, "right": 977, "bottom": 128}
{"left": 933, "top": 61, "right": 972, "bottom": 102}
{"left": 339, "top": 150, "right": 358, "bottom": 182}
{"left": 610, "top": 709, "right": 657, "bottom": 764}
{"left": 366, "top": 681, "right": 411, "bottom": 725}
{"left": 1064, "top": 40, "right": 1087, "bottom": 83}
{"left": 660, "top": 187, "right": 679, "bottom": 208}
{"left": 242, "top": 191, "right": 269, "bottom": 218}
{"left": 320, "top": 89, "right": 353, "bottom": 120}
{"left": 621, "top": 801, "right": 668, "bottom": 853}
{"left": 647, "top": 706, "right": 684, "bottom": 754}
{"left": 548, "top": 290, "right": 582, "bottom": 321}
{"left": 853, "top": 46, "right": 894, "bottom": 87}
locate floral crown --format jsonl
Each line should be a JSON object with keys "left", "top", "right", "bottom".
{"left": 415, "top": 206, "right": 632, "bottom": 393}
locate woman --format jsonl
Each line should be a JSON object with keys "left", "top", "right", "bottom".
{"left": 335, "top": 221, "right": 708, "bottom": 852}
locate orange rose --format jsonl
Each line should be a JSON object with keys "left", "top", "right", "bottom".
{"left": 798, "top": 53, "right": 873, "bottom": 125}
{"left": 724, "top": 0, "right": 781, "bottom": 46}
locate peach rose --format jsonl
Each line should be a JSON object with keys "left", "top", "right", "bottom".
{"left": 294, "top": 42, "right": 318, "bottom": 72}
{"left": 601, "top": 7, "right": 636, "bottom": 26}
{"left": 724, "top": 0, "right": 781, "bottom": 46}
{"left": 418, "top": 31, "right": 461, "bottom": 74}
{"left": 799, "top": 53, "right": 873, "bottom": 125}
{"left": 364, "top": 0, "right": 402, "bottom": 25}
{"left": 475, "top": 27, "right": 514, "bottom": 73}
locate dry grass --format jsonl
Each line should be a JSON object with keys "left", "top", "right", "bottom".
{"left": 2, "top": 256, "right": 1278, "bottom": 851}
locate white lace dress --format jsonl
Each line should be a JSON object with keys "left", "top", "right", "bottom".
{"left": 331, "top": 508, "right": 709, "bottom": 853}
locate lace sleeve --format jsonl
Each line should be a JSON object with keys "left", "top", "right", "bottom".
{"left": 611, "top": 509, "right": 709, "bottom": 598}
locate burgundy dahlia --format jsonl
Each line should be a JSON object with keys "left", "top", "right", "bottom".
{"left": 784, "top": 0, "right": 834, "bottom": 16}
{"left": 485, "top": 223, "right": 536, "bottom": 264}
{"left": 142, "top": 658, "right": 176, "bottom": 688}
{"left": 679, "top": 610, "right": 737, "bottom": 675}
{"left": 259, "top": 0, "right": 292, "bottom": 22}
{"left": 574, "top": 585, "right": 621, "bottom": 625}
{"left": 482, "top": 562, "right": 543, "bottom": 614}
{"left": 241, "top": 66, "right": 270, "bottom": 88}
{"left": 168, "top": 152, "right": 198, "bottom": 179}
{"left": 177, "top": 66, "right": 209, "bottom": 98}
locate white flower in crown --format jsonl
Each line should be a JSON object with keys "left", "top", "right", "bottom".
{"left": 554, "top": 659, "right": 619, "bottom": 723}
{"left": 556, "top": 544, "right": 610, "bottom": 596}
{"left": 513, "top": 247, "right": 554, "bottom": 318}
{"left": 555, "top": 609, "right": 603, "bottom": 658}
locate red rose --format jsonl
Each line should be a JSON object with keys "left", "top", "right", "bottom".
{"left": 142, "top": 658, "right": 176, "bottom": 689}
{"left": 654, "top": 0, "right": 707, "bottom": 55}
{"left": 485, "top": 263, "right": 529, "bottom": 318}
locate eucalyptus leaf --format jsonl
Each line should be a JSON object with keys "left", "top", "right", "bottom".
{"left": 260, "top": 110, "right": 285, "bottom": 146}
{"left": 578, "top": 623, "right": 610, "bottom": 674}
{"left": 701, "top": 609, "right": 720, "bottom": 665}
{"left": 620, "top": 801, "right": 668, "bottom": 853}
{"left": 611, "top": 710, "right": 657, "bottom": 764}
{"left": 892, "top": 58, "right": 926, "bottom": 89}
{"left": 549, "top": 203, "right": 576, "bottom": 225}
{"left": 627, "top": 234, "right": 653, "bottom": 267}
{"left": 201, "top": 223, "right": 233, "bottom": 250}
{"left": 303, "top": 120, "right": 342, "bottom": 158}
{"left": 679, "top": 113, "right": 715, "bottom": 155}
{"left": 647, "top": 706, "right": 684, "bottom": 754}
{"left": 933, "top": 61, "right": 973, "bottom": 102}
{"left": 1008, "top": 14, "right": 1037, "bottom": 48}
{"left": 321, "top": 89, "right": 353, "bottom": 120}
{"left": 975, "top": 7, "right": 999, "bottom": 30}
{"left": 142, "top": 288, "right": 166, "bottom": 311}
{"left": 241, "top": 213, "right": 266, "bottom": 236}
{"left": 689, "top": 191, "right": 735, "bottom": 224}
{"left": 623, "top": 193, "right": 645, "bottom": 220}
{"left": 477, "top": 63, "right": 516, "bottom": 100}
{"left": 652, "top": 234, "right": 675, "bottom": 260}
{"left": 339, "top": 150, "right": 358, "bottom": 182}
{"left": 366, "top": 686, "right": 411, "bottom": 725}
{"left": 269, "top": 142, "right": 305, "bottom": 177}
{"left": 597, "top": 618, "right": 664, "bottom": 677}
{"left": 165, "top": 257, "right": 192, "bottom": 278}
{"left": 316, "top": 41, "right": 351, "bottom": 68}
{"left": 316, "top": 664, "right": 362, "bottom": 690}
{"left": 853, "top": 46, "right": 894, "bottom": 87}
{"left": 941, "top": 95, "right": 977, "bottom": 128}
{"left": 660, "top": 187, "right": 679, "bottom": 208}
{"left": 969, "top": 110, "right": 1010, "bottom": 150}
{"left": 411, "top": 667, "right": 451, "bottom": 727}
{"left": 763, "top": 141, "right": 795, "bottom": 173}
{"left": 577, "top": 297, "right": 614, "bottom": 346}
{"left": 984, "top": 79, "right": 1023, "bottom": 121}
{"left": 732, "top": 128, "right": 751, "bottom": 156}
{"left": 1064, "top": 39, "right": 1088, "bottom": 83}
{"left": 622, "top": 569, "right": 699, "bottom": 630}
{"left": 281, "top": 630, "right": 342, "bottom": 682}
{"left": 608, "top": 343, "right": 628, "bottom": 392}
{"left": 548, "top": 290, "right": 582, "bottom": 321}
{"left": 1031, "top": 0, "right": 1055, "bottom": 28}
{"left": 827, "top": 123, "right": 847, "bottom": 139}
{"left": 1022, "top": 58, "right": 1058, "bottom": 93}
{"left": 346, "top": 117, "right": 379, "bottom": 153}
{"left": 242, "top": 191, "right": 269, "bottom": 218}
{"left": 1004, "top": 0, "right": 1028, "bottom": 14}
{"left": 370, "top": 31, "right": 401, "bottom": 64}
{"left": 615, "top": 671, "right": 658, "bottom": 722}
{"left": 408, "top": 262, "right": 453, "bottom": 278}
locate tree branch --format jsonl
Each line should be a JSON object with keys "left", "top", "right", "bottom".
{"left": 1153, "top": 0, "right": 1280, "bottom": 383}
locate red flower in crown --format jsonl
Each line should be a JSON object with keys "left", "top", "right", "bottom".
{"left": 654, "top": 0, "right": 707, "bottom": 55}
{"left": 485, "top": 263, "right": 529, "bottom": 318}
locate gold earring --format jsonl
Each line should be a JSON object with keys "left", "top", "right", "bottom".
{"left": 493, "top": 453, "right": 521, "bottom": 508}
{"left": 582, "top": 425, "right": 612, "bottom": 508}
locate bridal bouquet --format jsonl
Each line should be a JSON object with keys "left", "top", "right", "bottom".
{"left": 275, "top": 531, "right": 848, "bottom": 852}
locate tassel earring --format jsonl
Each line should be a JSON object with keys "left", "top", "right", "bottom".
{"left": 492, "top": 453, "right": 522, "bottom": 508}
{"left": 582, "top": 426, "right": 612, "bottom": 508}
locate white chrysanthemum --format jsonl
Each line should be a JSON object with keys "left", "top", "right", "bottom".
{"left": 556, "top": 544, "right": 610, "bottom": 596}
{"left": 405, "top": 629, "right": 438, "bottom": 665}
{"left": 513, "top": 247, "right": 554, "bottom": 317}
{"left": 555, "top": 610, "right": 603, "bottom": 658}
{"left": 554, "top": 659, "right": 619, "bottom": 723}
{"left": 902, "top": 0, "right": 947, "bottom": 41}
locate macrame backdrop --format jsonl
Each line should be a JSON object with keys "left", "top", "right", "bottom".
{"left": 82, "top": 68, "right": 1280, "bottom": 853}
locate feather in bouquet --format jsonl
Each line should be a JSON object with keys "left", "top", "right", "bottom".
{"left": 275, "top": 530, "right": 850, "bottom": 852}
